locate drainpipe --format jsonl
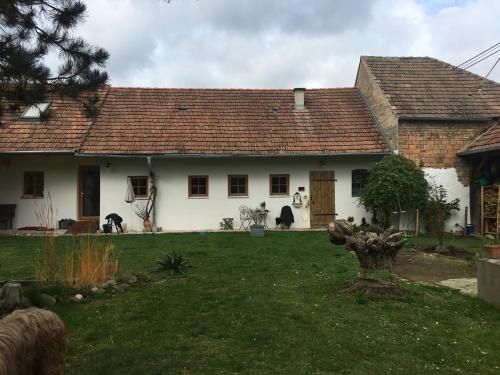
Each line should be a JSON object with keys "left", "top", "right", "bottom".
{"left": 147, "top": 156, "right": 157, "bottom": 231}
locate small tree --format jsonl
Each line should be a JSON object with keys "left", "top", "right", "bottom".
{"left": 424, "top": 183, "right": 460, "bottom": 245}
{"left": 359, "top": 155, "right": 428, "bottom": 228}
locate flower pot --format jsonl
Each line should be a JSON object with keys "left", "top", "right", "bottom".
{"left": 485, "top": 244, "right": 500, "bottom": 259}
{"left": 143, "top": 219, "right": 152, "bottom": 230}
{"left": 250, "top": 225, "right": 265, "bottom": 237}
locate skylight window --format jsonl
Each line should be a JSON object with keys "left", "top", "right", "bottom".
{"left": 20, "top": 101, "right": 51, "bottom": 119}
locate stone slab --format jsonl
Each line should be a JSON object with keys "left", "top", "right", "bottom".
{"left": 477, "top": 258, "right": 500, "bottom": 307}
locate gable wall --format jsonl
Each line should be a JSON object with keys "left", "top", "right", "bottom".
{"left": 399, "top": 121, "right": 490, "bottom": 186}
{"left": 355, "top": 60, "right": 399, "bottom": 151}
{"left": 398, "top": 120, "right": 491, "bottom": 228}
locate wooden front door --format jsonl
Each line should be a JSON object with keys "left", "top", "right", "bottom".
{"left": 309, "top": 171, "right": 335, "bottom": 227}
{"left": 78, "top": 166, "right": 100, "bottom": 220}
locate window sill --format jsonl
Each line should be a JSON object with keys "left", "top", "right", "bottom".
{"left": 269, "top": 194, "right": 290, "bottom": 198}
{"left": 228, "top": 195, "right": 249, "bottom": 198}
{"left": 21, "top": 195, "right": 44, "bottom": 199}
{"left": 188, "top": 196, "right": 209, "bottom": 199}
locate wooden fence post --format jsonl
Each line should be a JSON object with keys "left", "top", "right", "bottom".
{"left": 464, "top": 206, "right": 468, "bottom": 237}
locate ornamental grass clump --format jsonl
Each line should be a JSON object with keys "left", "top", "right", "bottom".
{"left": 36, "top": 236, "right": 118, "bottom": 289}
{"left": 153, "top": 252, "right": 190, "bottom": 275}
{"left": 64, "top": 237, "right": 117, "bottom": 289}
{"left": 34, "top": 197, "right": 118, "bottom": 288}
{"left": 34, "top": 195, "right": 58, "bottom": 283}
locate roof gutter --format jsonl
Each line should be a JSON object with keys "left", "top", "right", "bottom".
{"left": 0, "top": 150, "right": 76, "bottom": 155}
{"left": 399, "top": 116, "right": 494, "bottom": 122}
{"left": 74, "top": 151, "right": 391, "bottom": 158}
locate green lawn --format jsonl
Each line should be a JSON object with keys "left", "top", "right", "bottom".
{"left": 1, "top": 232, "right": 500, "bottom": 374}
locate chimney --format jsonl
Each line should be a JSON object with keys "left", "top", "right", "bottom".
{"left": 294, "top": 88, "right": 305, "bottom": 109}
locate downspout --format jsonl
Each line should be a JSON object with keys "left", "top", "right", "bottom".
{"left": 147, "top": 156, "right": 157, "bottom": 231}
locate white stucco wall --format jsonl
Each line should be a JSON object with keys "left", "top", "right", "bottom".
{"left": 1, "top": 154, "right": 380, "bottom": 231}
{"left": 423, "top": 167, "right": 470, "bottom": 232}
{"left": 100, "top": 155, "right": 379, "bottom": 231}
{"left": 0, "top": 155, "right": 80, "bottom": 228}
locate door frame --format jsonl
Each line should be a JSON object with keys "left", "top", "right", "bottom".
{"left": 78, "top": 166, "right": 100, "bottom": 220}
{"left": 309, "top": 170, "right": 336, "bottom": 227}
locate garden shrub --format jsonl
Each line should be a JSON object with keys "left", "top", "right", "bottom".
{"left": 424, "top": 183, "right": 460, "bottom": 245}
{"left": 359, "top": 155, "right": 428, "bottom": 228}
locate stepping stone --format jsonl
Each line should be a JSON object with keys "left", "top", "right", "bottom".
{"left": 437, "top": 278, "right": 477, "bottom": 296}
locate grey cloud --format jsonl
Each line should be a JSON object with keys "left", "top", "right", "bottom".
{"left": 56, "top": 0, "right": 500, "bottom": 88}
{"left": 193, "top": 0, "right": 375, "bottom": 34}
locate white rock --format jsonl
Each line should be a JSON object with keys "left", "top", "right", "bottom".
{"left": 91, "top": 287, "right": 99, "bottom": 293}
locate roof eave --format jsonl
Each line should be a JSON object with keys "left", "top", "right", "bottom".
{"left": 399, "top": 116, "right": 494, "bottom": 122}
{"left": 457, "top": 146, "right": 500, "bottom": 156}
{"left": 75, "top": 151, "right": 391, "bottom": 158}
{"left": 0, "top": 150, "right": 76, "bottom": 155}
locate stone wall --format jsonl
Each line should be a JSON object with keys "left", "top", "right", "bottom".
{"left": 355, "top": 59, "right": 399, "bottom": 151}
{"left": 398, "top": 121, "right": 490, "bottom": 185}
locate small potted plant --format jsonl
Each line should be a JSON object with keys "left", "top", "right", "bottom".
{"left": 250, "top": 223, "right": 264, "bottom": 237}
{"left": 485, "top": 240, "right": 500, "bottom": 259}
{"left": 249, "top": 206, "right": 265, "bottom": 237}
{"left": 134, "top": 205, "right": 152, "bottom": 231}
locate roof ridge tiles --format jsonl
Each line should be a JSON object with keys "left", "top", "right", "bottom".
{"left": 108, "top": 86, "right": 359, "bottom": 91}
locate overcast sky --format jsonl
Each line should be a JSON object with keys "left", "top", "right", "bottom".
{"left": 75, "top": 0, "right": 500, "bottom": 88}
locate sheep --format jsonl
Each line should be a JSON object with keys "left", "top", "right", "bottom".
{"left": 0, "top": 308, "right": 66, "bottom": 375}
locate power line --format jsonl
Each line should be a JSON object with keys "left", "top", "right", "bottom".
{"left": 458, "top": 43, "right": 499, "bottom": 67}
{"left": 462, "top": 49, "right": 500, "bottom": 70}
{"left": 458, "top": 42, "right": 500, "bottom": 68}
{"left": 485, "top": 56, "right": 500, "bottom": 79}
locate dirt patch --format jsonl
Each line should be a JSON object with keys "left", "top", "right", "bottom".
{"left": 418, "top": 244, "right": 474, "bottom": 260}
{"left": 393, "top": 249, "right": 476, "bottom": 283}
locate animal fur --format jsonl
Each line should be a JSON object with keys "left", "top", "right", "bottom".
{"left": 0, "top": 308, "right": 67, "bottom": 375}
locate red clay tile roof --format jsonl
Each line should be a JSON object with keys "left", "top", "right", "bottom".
{"left": 459, "top": 122, "right": 500, "bottom": 154}
{"left": 78, "top": 87, "right": 389, "bottom": 155}
{"left": 360, "top": 56, "right": 500, "bottom": 120}
{"left": 0, "top": 88, "right": 109, "bottom": 153}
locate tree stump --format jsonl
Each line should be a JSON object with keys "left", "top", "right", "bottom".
{"left": 346, "top": 231, "right": 405, "bottom": 272}
{"left": 0, "top": 282, "right": 23, "bottom": 312}
{"left": 327, "top": 219, "right": 353, "bottom": 245}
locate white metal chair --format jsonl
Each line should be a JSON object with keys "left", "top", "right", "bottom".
{"left": 239, "top": 205, "right": 252, "bottom": 230}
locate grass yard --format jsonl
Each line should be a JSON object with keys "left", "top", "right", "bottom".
{"left": 1, "top": 232, "right": 500, "bottom": 374}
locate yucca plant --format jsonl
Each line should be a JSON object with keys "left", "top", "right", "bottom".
{"left": 154, "top": 252, "right": 190, "bottom": 275}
